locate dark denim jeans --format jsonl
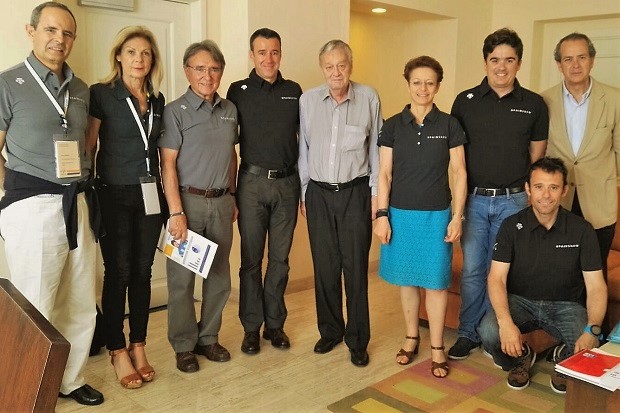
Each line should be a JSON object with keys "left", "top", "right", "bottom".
{"left": 98, "top": 184, "right": 163, "bottom": 351}
{"left": 478, "top": 294, "right": 587, "bottom": 369}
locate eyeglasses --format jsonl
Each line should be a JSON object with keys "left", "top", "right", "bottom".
{"left": 409, "top": 80, "right": 437, "bottom": 88}
{"left": 185, "top": 65, "right": 222, "bottom": 75}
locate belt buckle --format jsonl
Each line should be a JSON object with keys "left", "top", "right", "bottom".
{"left": 267, "top": 169, "right": 278, "bottom": 179}
{"left": 331, "top": 183, "right": 340, "bottom": 192}
{"left": 487, "top": 188, "right": 498, "bottom": 197}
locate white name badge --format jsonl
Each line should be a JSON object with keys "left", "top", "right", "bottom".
{"left": 54, "top": 139, "right": 81, "bottom": 178}
{"left": 140, "top": 175, "right": 161, "bottom": 215}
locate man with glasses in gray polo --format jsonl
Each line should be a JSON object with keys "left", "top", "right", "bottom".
{"left": 159, "top": 40, "right": 238, "bottom": 373}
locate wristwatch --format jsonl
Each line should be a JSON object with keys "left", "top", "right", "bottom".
{"left": 584, "top": 324, "right": 604, "bottom": 340}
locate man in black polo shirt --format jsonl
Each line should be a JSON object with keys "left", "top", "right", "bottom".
{"left": 449, "top": 28, "right": 549, "bottom": 360}
{"left": 479, "top": 157, "right": 607, "bottom": 393}
{"left": 227, "top": 28, "right": 302, "bottom": 354}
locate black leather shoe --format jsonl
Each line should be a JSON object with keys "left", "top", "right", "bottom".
{"left": 59, "top": 384, "right": 104, "bottom": 405}
{"left": 263, "top": 328, "right": 291, "bottom": 349}
{"left": 313, "top": 337, "right": 343, "bottom": 354}
{"left": 350, "top": 349, "right": 370, "bottom": 367}
{"left": 194, "top": 342, "right": 231, "bottom": 362}
{"left": 176, "top": 351, "right": 199, "bottom": 373}
{"left": 241, "top": 331, "right": 260, "bottom": 354}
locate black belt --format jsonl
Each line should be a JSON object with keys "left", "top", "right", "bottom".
{"left": 240, "top": 161, "right": 297, "bottom": 179}
{"left": 311, "top": 176, "right": 368, "bottom": 192}
{"left": 180, "top": 186, "right": 229, "bottom": 198}
{"left": 471, "top": 185, "right": 525, "bottom": 197}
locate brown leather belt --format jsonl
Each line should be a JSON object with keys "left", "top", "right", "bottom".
{"left": 180, "top": 186, "right": 229, "bottom": 198}
{"left": 240, "top": 161, "right": 297, "bottom": 179}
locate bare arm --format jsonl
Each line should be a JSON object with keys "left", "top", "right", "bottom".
{"left": 85, "top": 116, "right": 101, "bottom": 175}
{"left": 488, "top": 260, "right": 524, "bottom": 358}
{"left": 574, "top": 270, "right": 608, "bottom": 352}
{"left": 229, "top": 146, "right": 238, "bottom": 222}
{"left": 529, "top": 140, "right": 547, "bottom": 164}
{"left": 0, "top": 130, "right": 6, "bottom": 191}
{"left": 445, "top": 145, "right": 467, "bottom": 243}
{"left": 160, "top": 147, "right": 187, "bottom": 242}
{"left": 373, "top": 146, "right": 392, "bottom": 244}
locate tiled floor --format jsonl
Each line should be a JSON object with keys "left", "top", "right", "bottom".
{"left": 55, "top": 272, "right": 457, "bottom": 412}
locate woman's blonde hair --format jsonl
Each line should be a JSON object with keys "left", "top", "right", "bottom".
{"left": 101, "top": 26, "right": 164, "bottom": 97}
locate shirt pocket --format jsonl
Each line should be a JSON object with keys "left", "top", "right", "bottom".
{"left": 342, "top": 125, "right": 368, "bottom": 152}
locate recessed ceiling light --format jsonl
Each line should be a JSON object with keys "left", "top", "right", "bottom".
{"left": 372, "top": 7, "right": 387, "bottom": 14}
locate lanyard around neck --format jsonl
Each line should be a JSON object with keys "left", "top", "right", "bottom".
{"left": 126, "top": 96, "right": 154, "bottom": 175}
{"left": 24, "top": 58, "right": 69, "bottom": 130}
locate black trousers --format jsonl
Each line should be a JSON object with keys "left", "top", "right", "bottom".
{"left": 98, "top": 184, "right": 163, "bottom": 351}
{"left": 571, "top": 192, "right": 616, "bottom": 280}
{"left": 306, "top": 179, "right": 371, "bottom": 351}
{"left": 237, "top": 170, "right": 300, "bottom": 332}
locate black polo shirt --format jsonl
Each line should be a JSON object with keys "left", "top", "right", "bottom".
{"left": 226, "top": 69, "right": 302, "bottom": 169}
{"left": 90, "top": 81, "right": 165, "bottom": 184}
{"left": 493, "top": 206, "right": 601, "bottom": 304}
{"left": 378, "top": 104, "right": 466, "bottom": 210}
{"left": 451, "top": 77, "right": 548, "bottom": 189}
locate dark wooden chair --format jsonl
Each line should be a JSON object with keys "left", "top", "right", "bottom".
{"left": 0, "top": 278, "right": 70, "bottom": 412}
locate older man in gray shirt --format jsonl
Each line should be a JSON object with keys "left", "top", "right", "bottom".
{"left": 299, "top": 39, "right": 381, "bottom": 367}
{"left": 159, "top": 40, "right": 238, "bottom": 374}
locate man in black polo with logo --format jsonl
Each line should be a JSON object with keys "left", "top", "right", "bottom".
{"left": 479, "top": 157, "right": 607, "bottom": 393}
{"left": 448, "top": 28, "right": 549, "bottom": 360}
{"left": 227, "top": 28, "right": 302, "bottom": 354}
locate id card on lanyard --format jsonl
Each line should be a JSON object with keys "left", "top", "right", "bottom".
{"left": 127, "top": 96, "right": 160, "bottom": 215}
{"left": 24, "top": 59, "right": 81, "bottom": 179}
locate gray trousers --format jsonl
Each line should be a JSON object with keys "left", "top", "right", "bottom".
{"left": 167, "top": 192, "right": 234, "bottom": 352}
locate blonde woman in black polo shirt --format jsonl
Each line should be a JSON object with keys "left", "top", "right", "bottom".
{"left": 86, "top": 26, "right": 166, "bottom": 389}
{"left": 374, "top": 56, "right": 467, "bottom": 378}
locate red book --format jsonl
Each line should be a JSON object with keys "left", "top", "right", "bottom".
{"left": 556, "top": 348, "right": 620, "bottom": 391}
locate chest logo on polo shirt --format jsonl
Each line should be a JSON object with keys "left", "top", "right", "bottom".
{"left": 220, "top": 116, "right": 236, "bottom": 122}
{"left": 467, "top": 93, "right": 474, "bottom": 99}
{"left": 427, "top": 135, "right": 447, "bottom": 140}
{"left": 511, "top": 108, "right": 532, "bottom": 114}
{"left": 516, "top": 222, "right": 523, "bottom": 230}
{"left": 15, "top": 77, "right": 25, "bottom": 85}
{"left": 241, "top": 85, "right": 248, "bottom": 90}
{"left": 281, "top": 96, "right": 298, "bottom": 100}
{"left": 556, "top": 244, "right": 579, "bottom": 248}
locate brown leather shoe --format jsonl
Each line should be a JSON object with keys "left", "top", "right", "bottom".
{"left": 194, "top": 342, "right": 231, "bottom": 362}
{"left": 175, "top": 351, "right": 199, "bottom": 373}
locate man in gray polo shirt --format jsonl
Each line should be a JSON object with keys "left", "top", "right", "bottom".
{"left": 159, "top": 40, "right": 238, "bottom": 373}
{"left": 0, "top": 2, "right": 103, "bottom": 406}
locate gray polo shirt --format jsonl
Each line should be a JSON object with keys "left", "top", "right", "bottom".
{"left": 159, "top": 88, "right": 238, "bottom": 189}
{"left": 298, "top": 81, "right": 382, "bottom": 201}
{"left": 0, "top": 53, "right": 90, "bottom": 184}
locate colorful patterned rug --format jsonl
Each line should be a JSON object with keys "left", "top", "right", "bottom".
{"left": 328, "top": 351, "right": 565, "bottom": 412}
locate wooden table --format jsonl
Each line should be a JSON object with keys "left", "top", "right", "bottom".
{"left": 564, "top": 342, "right": 620, "bottom": 413}
{"left": 0, "top": 278, "right": 70, "bottom": 412}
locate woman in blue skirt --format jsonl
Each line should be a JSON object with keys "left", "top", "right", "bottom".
{"left": 374, "top": 56, "right": 467, "bottom": 378}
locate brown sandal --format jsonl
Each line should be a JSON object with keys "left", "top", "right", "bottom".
{"left": 430, "top": 345, "right": 449, "bottom": 378}
{"left": 128, "top": 342, "right": 155, "bottom": 382}
{"left": 110, "top": 348, "right": 143, "bottom": 389}
{"left": 396, "top": 335, "right": 419, "bottom": 365}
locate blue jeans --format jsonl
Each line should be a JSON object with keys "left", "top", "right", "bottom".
{"left": 478, "top": 294, "right": 587, "bottom": 369}
{"left": 458, "top": 191, "right": 528, "bottom": 342}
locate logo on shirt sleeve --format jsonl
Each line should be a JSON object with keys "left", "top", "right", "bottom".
{"left": 467, "top": 93, "right": 474, "bottom": 99}
{"left": 241, "top": 85, "right": 248, "bottom": 90}
{"left": 15, "top": 77, "right": 25, "bottom": 85}
{"left": 516, "top": 222, "right": 523, "bottom": 230}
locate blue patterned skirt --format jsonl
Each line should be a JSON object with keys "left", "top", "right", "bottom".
{"left": 379, "top": 206, "right": 452, "bottom": 289}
